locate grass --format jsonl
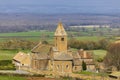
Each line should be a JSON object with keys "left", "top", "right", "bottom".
{"left": 93, "top": 50, "right": 107, "bottom": 59}
{"left": 0, "top": 75, "right": 26, "bottom": 80}
{"left": 0, "top": 31, "right": 54, "bottom": 37}
{"left": 0, "top": 30, "right": 54, "bottom": 42}
{"left": 76, "top": 71, "right": 108, "bottom": 76}
{"left": 76, "top": 71, "right": 94, "bottom": 75}
{"left": 76, "top": 36, "right": 105, "bottom": 41}
{"left": 93, "top": 50, "right": 107, "bottom": 61}
{"left": 0, "top": 49, "right": 30, "bottom": 60}
{"left": 0, "top": 30, "right": 107, "bottom": 42}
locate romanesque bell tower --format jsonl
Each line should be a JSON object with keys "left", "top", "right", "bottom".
{"left": 54, "top": 22, "right": 67, "bottom": 52}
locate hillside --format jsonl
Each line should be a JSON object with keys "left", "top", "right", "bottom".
{"left": 0, "top": 13, "right": 120, "bottom": 32}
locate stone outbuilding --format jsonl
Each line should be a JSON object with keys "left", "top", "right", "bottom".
{"left": 13, "top": 52, "right": 30, "bottom": 69}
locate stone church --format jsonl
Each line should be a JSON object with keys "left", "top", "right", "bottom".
{"left": 30, "top": 22, "right": 95, "bottom": 74}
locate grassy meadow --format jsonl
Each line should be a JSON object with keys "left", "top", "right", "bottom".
{"left": 0, "top": 30, "right": 107, "bottom": 42}
{"left": 0, "top": 49, "right": 30, "bottom": 60}
{"left": 0, "top": 75, "right": 26, "bottom": 80}
{"left": 93, "top": 50, "right": 107, "bottom": 61}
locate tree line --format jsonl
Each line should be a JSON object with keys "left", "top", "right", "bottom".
{"left": 0, "top": 38, "right": 110, "bottom": 50}
{"left": 0, "top": 39, "right": 38, "bottom": 50}
{"left": 68, "top": 38, "right": 110, "bottom": 50}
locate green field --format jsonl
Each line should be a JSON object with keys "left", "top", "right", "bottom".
{"left": 76, "top": 36, "right": 105, "bottom": 42}
{"left": 0, "top": 31, "right": 54, "bottom": 37}
{"left": 0, "top": 31, "right": 54, "bottom": 42}
{"left": 93, "top": 50, "right": 107, "bottom": 61}
{"left": 0, "top": 49, "right": 30, "bottom": 60}
{"left": 0, "top": 30, "right": 107, "bottom": 42}
{"left": 0, "top": 75, "right": 26, "bottom": 80}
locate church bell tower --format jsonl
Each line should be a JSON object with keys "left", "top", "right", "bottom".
{"left": 54, "top": 22, "right": 67, "bottom": 52}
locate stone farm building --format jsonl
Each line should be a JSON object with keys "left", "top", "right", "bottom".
{"left": 13, "top": 52, "right": 30, "bottom": 69}
{"left": 13, "top": 22, "right": 95, "bottom": 75}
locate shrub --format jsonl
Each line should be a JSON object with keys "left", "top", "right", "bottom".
{"left": 97, "top": 58, "right": 103, "bottom": 62}
{"left": 0, "top": 60, "right": 16, "bottom": 70}
{"left": 82, "top": 61, "right": 87, "bottom": 71}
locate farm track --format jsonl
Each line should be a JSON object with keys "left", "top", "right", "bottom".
{"left": 26, "top": 77, "right": 55, "bottom": 80}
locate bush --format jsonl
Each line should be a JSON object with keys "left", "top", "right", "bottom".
{"left": 0, "top": 60, "right": 12, "bottom": 66}
{"left": 68, "top": 38, "right": 110, "bottom": 50}
{"left": 97, "top": 58, "right": 103, "bottom": 62}
{"left": 0, "top": 60, "right": 16, "bottom": 70}
{"left": 82, "top": 61, "right": 87, "bottom": 71}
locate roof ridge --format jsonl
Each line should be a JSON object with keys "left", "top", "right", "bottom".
{"left": 31, "top": 42, "right": 42, "bottom": 52}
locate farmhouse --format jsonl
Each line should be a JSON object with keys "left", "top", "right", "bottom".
{"left": 30, "top": 22, "right": 95, "bottom": 74}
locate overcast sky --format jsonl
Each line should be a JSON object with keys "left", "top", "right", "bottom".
{"left": 0, "top": 0, "right": 119, "bottom": 14}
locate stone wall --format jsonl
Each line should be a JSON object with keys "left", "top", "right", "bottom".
{"left": 53, "top": 61, "right": 72, "bottom": 74}
{"left": 31, "top": 59, "right": 49, "bottom": 70}
{"left": 73, "top": 66, "right": 82, "bottom": 72}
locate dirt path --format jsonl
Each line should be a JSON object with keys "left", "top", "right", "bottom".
{"left": 26, "top": 77, "right": 55, "bottom": 80}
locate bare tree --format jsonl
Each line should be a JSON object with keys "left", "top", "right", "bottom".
{"left": 104, "top": 43, "right": 120, "bottom": 70}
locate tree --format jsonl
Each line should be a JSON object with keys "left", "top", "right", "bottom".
{"left": 82, "top": 61, "right": 87, "bottom": 71}
{"left": 104, "top": 43, "right": 120, "bottom": 70}
{"left": 98, "top": 39, "right": 110, "bottom": 49}
{"left": 42, "top": 40, "right": 48, "bottom": 44}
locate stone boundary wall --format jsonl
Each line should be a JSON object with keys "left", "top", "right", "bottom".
{"left": 20, "top": 67, "right": 113, "bottom": 80}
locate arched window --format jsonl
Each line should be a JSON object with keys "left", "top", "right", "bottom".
{"left": 66, "top": 65, "right": 69, "bottom": 69}
{"left": 75, "top": 67, "right": 77, "bottom": 70}
{"left": 57, "top": 65, "right": 59, "bottom": 70}
{"left": 61, "top": 38, "right": 64, "bottom": 41}
{"left": 56, "top": 38, "right": 57, "bottom": 46}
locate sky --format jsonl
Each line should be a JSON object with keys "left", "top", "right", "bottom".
{"left": 0, "top": 0, "right": 119, "bottom": 14}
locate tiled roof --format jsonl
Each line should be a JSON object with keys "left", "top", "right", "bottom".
{"left": 72, "top": 52, "right": 81, "bottom": 59}
{"left": 54, "top": 52, "right": 73, "bottom": 61}
{"left": 73, "top": 59, "right": 94, "bottom": 66}
{"left": 33, "top": 54, "right": 48, "bottom": 60}
{"left": 78, "top": 50, "right": 93, "bottom": 59}
{"left": 31, "top": 42, "right": 51, "bottom": 54}
{"left": 54, "top": 22, "right": 67, "bottom": 36}
{"left": 52, "top": 47, "right": 58, "bottom": 52}
{"left": 13, "top": 52, "right": 30, "bottom": 65}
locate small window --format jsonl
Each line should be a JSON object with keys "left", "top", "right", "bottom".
{"left": 57, "top": 65, "right": 59, "bottom": 69}
{"left": 75, "top": 67, "right": 77, "bottom": 70}
{"left": 61, "top": 38, "right": 64, "bottom": 41}
{"left": 66, "top": 65, "right": 69, "bottom": 69}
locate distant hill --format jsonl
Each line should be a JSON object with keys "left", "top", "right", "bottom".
{"left": 0, "top": 0, "right": 120, "bottom": 14}
{"left": 0, "top": 13, "right": 120, "bottom": 32}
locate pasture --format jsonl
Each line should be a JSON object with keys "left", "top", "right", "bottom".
{"left": 0, "top": 30, "right": 107, "bottom": 42}
{"left": 0, "top": 49, "right": 30, "bottom": 60}
{"left": 0, "top": 75, "right": 26, "bottom": 80}
{"left": 93, "top": 50, "right": 107, "bottom": 61}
